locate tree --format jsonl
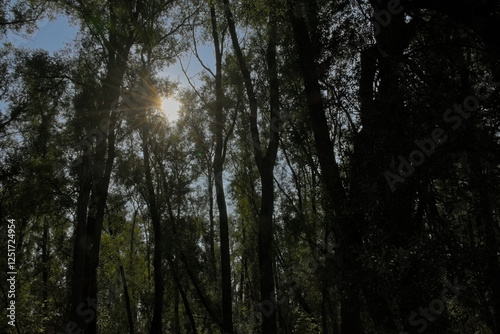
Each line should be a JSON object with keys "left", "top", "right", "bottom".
{"left": 1, "top": 0, "right": 500, "bottom": 333}
{"left": 222, "top": 0, "right": 282, "bottom": 332}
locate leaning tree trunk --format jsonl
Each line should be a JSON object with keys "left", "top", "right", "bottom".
{"left": 120, "top": 265, "right": 135, "bottom": 334}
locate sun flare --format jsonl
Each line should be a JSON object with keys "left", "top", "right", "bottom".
{"left": 160, "top": 97, "right": 181, "bottom": 122}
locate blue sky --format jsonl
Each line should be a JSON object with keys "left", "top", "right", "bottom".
{"left": 4, "top": 15, "right": 78, "bottom": 52}
{"left": 1, "top": 16, "right": 76, "bottom": 113}
{"left": 1, "top": 13, "right": 216, "bottom": 119}
{"left": 2, "top": 14, "right": 213, "bottom": 89}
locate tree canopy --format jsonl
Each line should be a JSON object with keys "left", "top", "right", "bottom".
{"left": 1, "top": 0, "right": 499, "bottom": 333}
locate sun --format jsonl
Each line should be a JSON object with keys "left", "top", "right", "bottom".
{"left": 160, "top": 96, "right": 181, "bottom": 122}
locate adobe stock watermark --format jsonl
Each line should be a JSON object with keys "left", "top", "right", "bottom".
{"left": 6, "top": 218, "right": 17, "bottom": 327}
{"left": 57, "top": 297, "right": 97, "bottom": 334}
{"left": 384, "top": 75, "right": 500, "bottom": 192}
{"left": 57, "top": 277, "right": 121, "bottom": 334}
{"left": 372, "top": 0, "right": 404, "bottom": 36}
{"left": 400, "top": 277, "right": 467, "bottom": 334}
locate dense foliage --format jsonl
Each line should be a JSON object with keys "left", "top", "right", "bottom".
{"left": 1, "top": 0, "right": 499, "bottom": 333}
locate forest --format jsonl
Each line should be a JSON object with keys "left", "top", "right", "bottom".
{"left": 0, "top": 0, "right": 499, "bottom": 333}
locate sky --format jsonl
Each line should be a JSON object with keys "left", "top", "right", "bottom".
{"left": 0, "top": 12, "right": 231, "bottom": 210}
{"left": 2, "top": 14, "right": 213, "bottom": 91}
{"left": 4, "top": 15, "right": 78, "bottom": 51}
{"left": 1, "top": 13, "right": 216, "bottom": 123}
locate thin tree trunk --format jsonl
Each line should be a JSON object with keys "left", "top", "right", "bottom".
{"left": 162, "top": 167, "right": 223, "bottom": 330}
{"left": 467, "top": 139, "right": 500, "bottom": 334}
{"left": 321, "top": 285, "right": 329, "bottom": 334}
{"left": 223, "top": 1, "right": 281, "bottom": 332}
{"left": 174, "top": 285, "right": 180, "bottom": 332}
{"left": 286, "top": 1, "right": 369, "bottom": 333}
{"left": 207, "top": 168, "right": 217, "bottom": 279}
{"left": 170, "top": 257, "right": 199, "bottom": 334}
{"left": 120, "top": 265, "right": 135, "bottom": 334}
{"left": 70, "top": 155, "right": 91, "bottom": 327}
{"left": 141, "top": 110, "right": 164, "bottom": 334}
{"left": 211, "top": 5, "right": 235, "bottom": 334}
{"left": 178, "top": 251, "right": 223, "bottom": 329}
{"left": 130, "top": 210, "right": 137, "bottom": 268}
{"left": 42, "top": 220, "right": 48, "bottom": 310}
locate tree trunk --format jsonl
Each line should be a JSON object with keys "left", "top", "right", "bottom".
{"left": 223, "top": 1, "right": 281, "bottom": 333}
{"left": 71, "top": 55, "right": 129, "bottom": 333}
{"left": 42, "top": 220, "right": 49, "bottom": 310}
{"left": 208, "top": 167, "right": 217, "bottom": 279}
{"left": 83, "top": 56, "right": 129, "bottom": 334}
{"left": 163, "top": 167, "right": 223, "bottom": 330}
{"left": 287, "top": 2, "right": 365, "bottom": 334}
{"left": 120, "top": 265, "right": 135, "bottom": 334}
{"left": 141, "top": 110, "right": 164, "bottom": 334}
{"left": 466, "top": 133, "right": 500, "bottom": 334}
{"left": 70, "top": 154, "right": 91, "bottom": 327}
{"left": 211, "top": 5, "right": 235, "bottom": 334}
{"left": 170, "top": 257, "right": 199, "bottom": 334}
